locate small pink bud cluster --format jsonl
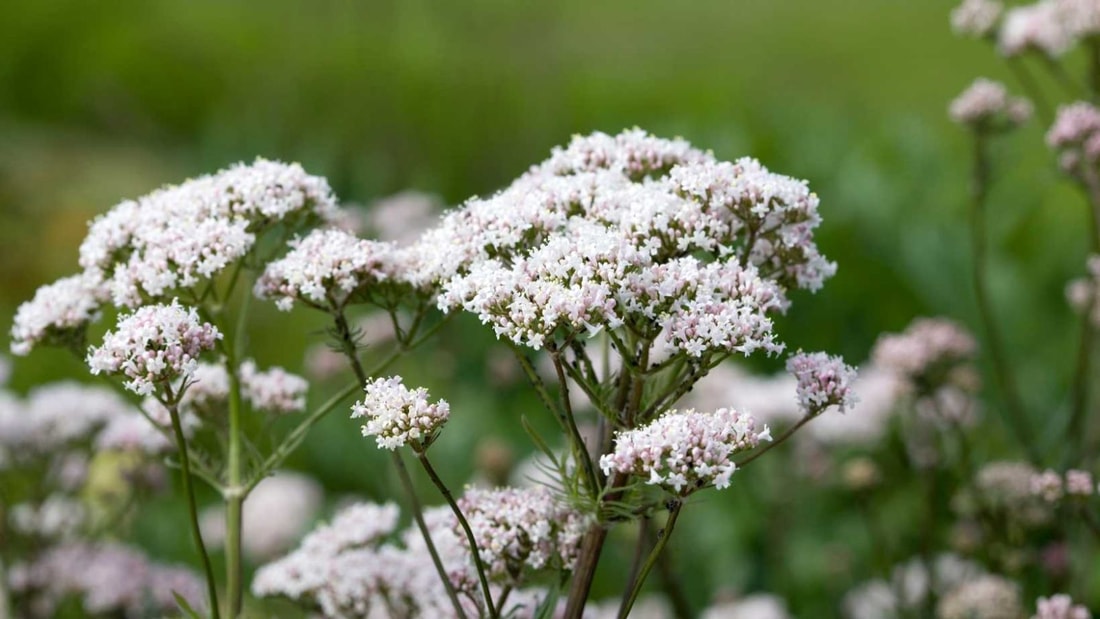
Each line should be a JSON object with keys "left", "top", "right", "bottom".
{"left": 1031, "top": 469, "right": 1096, "bottom": 502}
{"left": 10, "top": 273, "right": 105, "bottom": 356}
{"left": 1033, "top": 594, "right": 1092, "bottom": 619}
{"left": 255, "top": 228, "right": 399, "bottom": 312}
{"left": 86, "top": 301, "right": 221, "bottom": 397}
{"left": 951, "top": 0, "right": 1003, "bottom": 37}
{"left": 785, "top": 351, "right": 858, "bottom": 415}
{"left": 240, "top": 360, "right": 309, "bottom": 414}
{"left": 1031, "top": 470, "right": 1065, "bottom": 503}
{"left": 351, "top": 376, "right": 450, "bottom": 451}
{"left": 949, "top": 78, "right": 1032, "bottom": 128}
{"left": 456, "top": 486, "right": 588, "bottom": 582}
{"left": 1065, "top": 256, "right": 1100, "bottom": 325}
{"left": 600, "top": 407, "right": 770, "bottom": 494}
{"left": 1047, "top": 102, "right": 1100, "bottom": 172}
{"left": 873, "top": 318, "right": 977, "bottom": 379}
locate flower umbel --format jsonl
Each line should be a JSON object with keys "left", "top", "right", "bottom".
{"left": 86, "top": 300, "right": 221, "bottom": 397}
{"left": 785, "top": 351, "right": 858, "bottom": 415}
{"left": 600, "top": 407, "right": 770, "bottom": 494}
{"left": 351, "top": 376, "right": 450, "bottom": 451}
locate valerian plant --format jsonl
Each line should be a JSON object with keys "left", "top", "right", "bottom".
{"left": 8, "top": 130, "right": 861, "bottom": 619}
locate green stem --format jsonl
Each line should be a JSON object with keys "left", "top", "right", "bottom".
{"left": 225, "top": 360, "right": 244, "bottom": 618}
{"left": 167, "top": 399, "right": 221, "bottom": 619}
{"left": 416, "top": 452, "right": 498, "bottom": 618}
{"left": 0, "top": 557, "right": 10, "bottom": 619}
{"left": 617, "top": 501, "right": 683, "bottom": 619}
{"left": 334, "top": 311, "right": 469, "bottom": 619}
{"left": 1006, "top": 57, "right": 1052, "bottom": 124}
{"left": 618, "top": 518, "right": 650, "bottom": 612}
{"left": 249, "top": 380, "right": 362, "bottom": 491}
{"left": 1071, "top": 167, "right": 1100, "bottom": 464}
{"left": 735, "top": 412, "right": 814, "bottom": 468}
{"left": 968, "top": 132, "right": 1040, "bottom": 464}
{"left": 549, "top": 348, "right": 600, "bottom": 498}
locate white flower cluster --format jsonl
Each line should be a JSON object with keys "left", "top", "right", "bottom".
{"left": 785, "top": 351, "right": 858, "bottom": 415}
{"left": 1033, "top": 594, "right": 1092, "bottom": 619}
{"left": 843, "top": 554, "right": 987, "bottom": 619}
{"left": 999, "top": 1, "right": 1073, "bottom": 56}
{"left": 12, "top": 160, "right": 338, "bottom": 358}
{"left": 949, "top": 78, "right": 1032, "bottom": 128}
{"left": 351, "top": 376, "right": 450, "bottom": 451}
{"left": 600, "top": 407, "right": 770, "bottom": 494}
{"left": 457, "top": 486, "right": 588, "bottom": 581}
{"left": 951, "top": 0, "right": 1003, "bottom": 37}
{"left": 0, "top": 381, "right": 136, "bottom": 463}
{"left": 684, "top": 361, "right": 903, "bottom": 447}
{"left": 240, "top": 359, "right": 309, "bottom": 414}
{"left": 10, "top": 273, "right": 105, "bottom": 355}
{"left": 972, "top": 0, "right": 1100, "bottom": 56}
{"left": 255, "top": 228, "right": 399, "bottom": 311}
{"left": 873, "top": 318, "right": 977, "bottom": 379}
{"left": 1066, "top": 255, "right": 1100, "bottom": 325}
{"left": 251, "top": 502, "right": 402, "bottom": 614}
{"left": 77, "top": 159, "right": 338, "bottom": 308}
{"left": 94, "top": 412, "right": 173, "bottom": 454}
{"left": 254, "top": 499, "right": 561, "bottom": 618}
{"left": 9, "top": 495, "right": 86, "bottom": 540}
{"left": 1049, "top": 103, "right": 1100, "bottom": 172}
{"left": 86, "top": 301, "right": 221, "bottom": 397}
{"left": 969, "top": 461, "right": 1055, "bottom": 527}
{"left": 1031, "top": 468, "right": 1096, "bottom": 502}
{"left": 162, "top": 359, "right": 309, "bottom": 416}
{"left": 427, "top": 129, "right": 832, "bottom": 355}
{"left": 937, "top": 575, "right": 1022, "bottom": 619}
{"left": 9, "top": 541, "right": 206, "bottom": 618}
{"left": 365, "top": 190, "right": 444, "bottom": 244}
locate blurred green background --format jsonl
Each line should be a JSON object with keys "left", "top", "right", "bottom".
{"left": 2, "top": 0, "right": 1095, "bottom": 615}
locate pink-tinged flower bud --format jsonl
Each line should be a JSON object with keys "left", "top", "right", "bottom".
{"left": 949, "top": 78, "right": 1031, "bottom": 128}
{"left": 786, "top": 351, "right": 858, "bottom": 415}
{"left": 1033, "top": 593, "right": 1092, "bottom": 619}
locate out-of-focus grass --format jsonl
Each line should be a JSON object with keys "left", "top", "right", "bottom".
{"left": 2, "top": 1, "right": 1096, "bottom": 615}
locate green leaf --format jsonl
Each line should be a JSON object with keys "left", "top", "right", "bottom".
{"left": 172, "top": 591, "right": 204, "bottom": 619}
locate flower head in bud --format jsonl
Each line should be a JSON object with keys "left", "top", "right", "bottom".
{"left": 351, "top": 376, "right": 450, "bottom": 451}
{"left": 1048, "top": 103, "right": 1100, "bottom": 171}
{"left": 86, "top": 300, "right": 221, "bottom": 397}
{"left": 786, "top": 351, "right": 858, "bottom": 415}
{"left": 949, "top": 78, "right": 1032, "bottom": 129}
{"left": 1065, "top": 469, "right": 1095, "bottom": 496}
{"left": 600, "top": 407, "right": 770, "bottom": 494}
